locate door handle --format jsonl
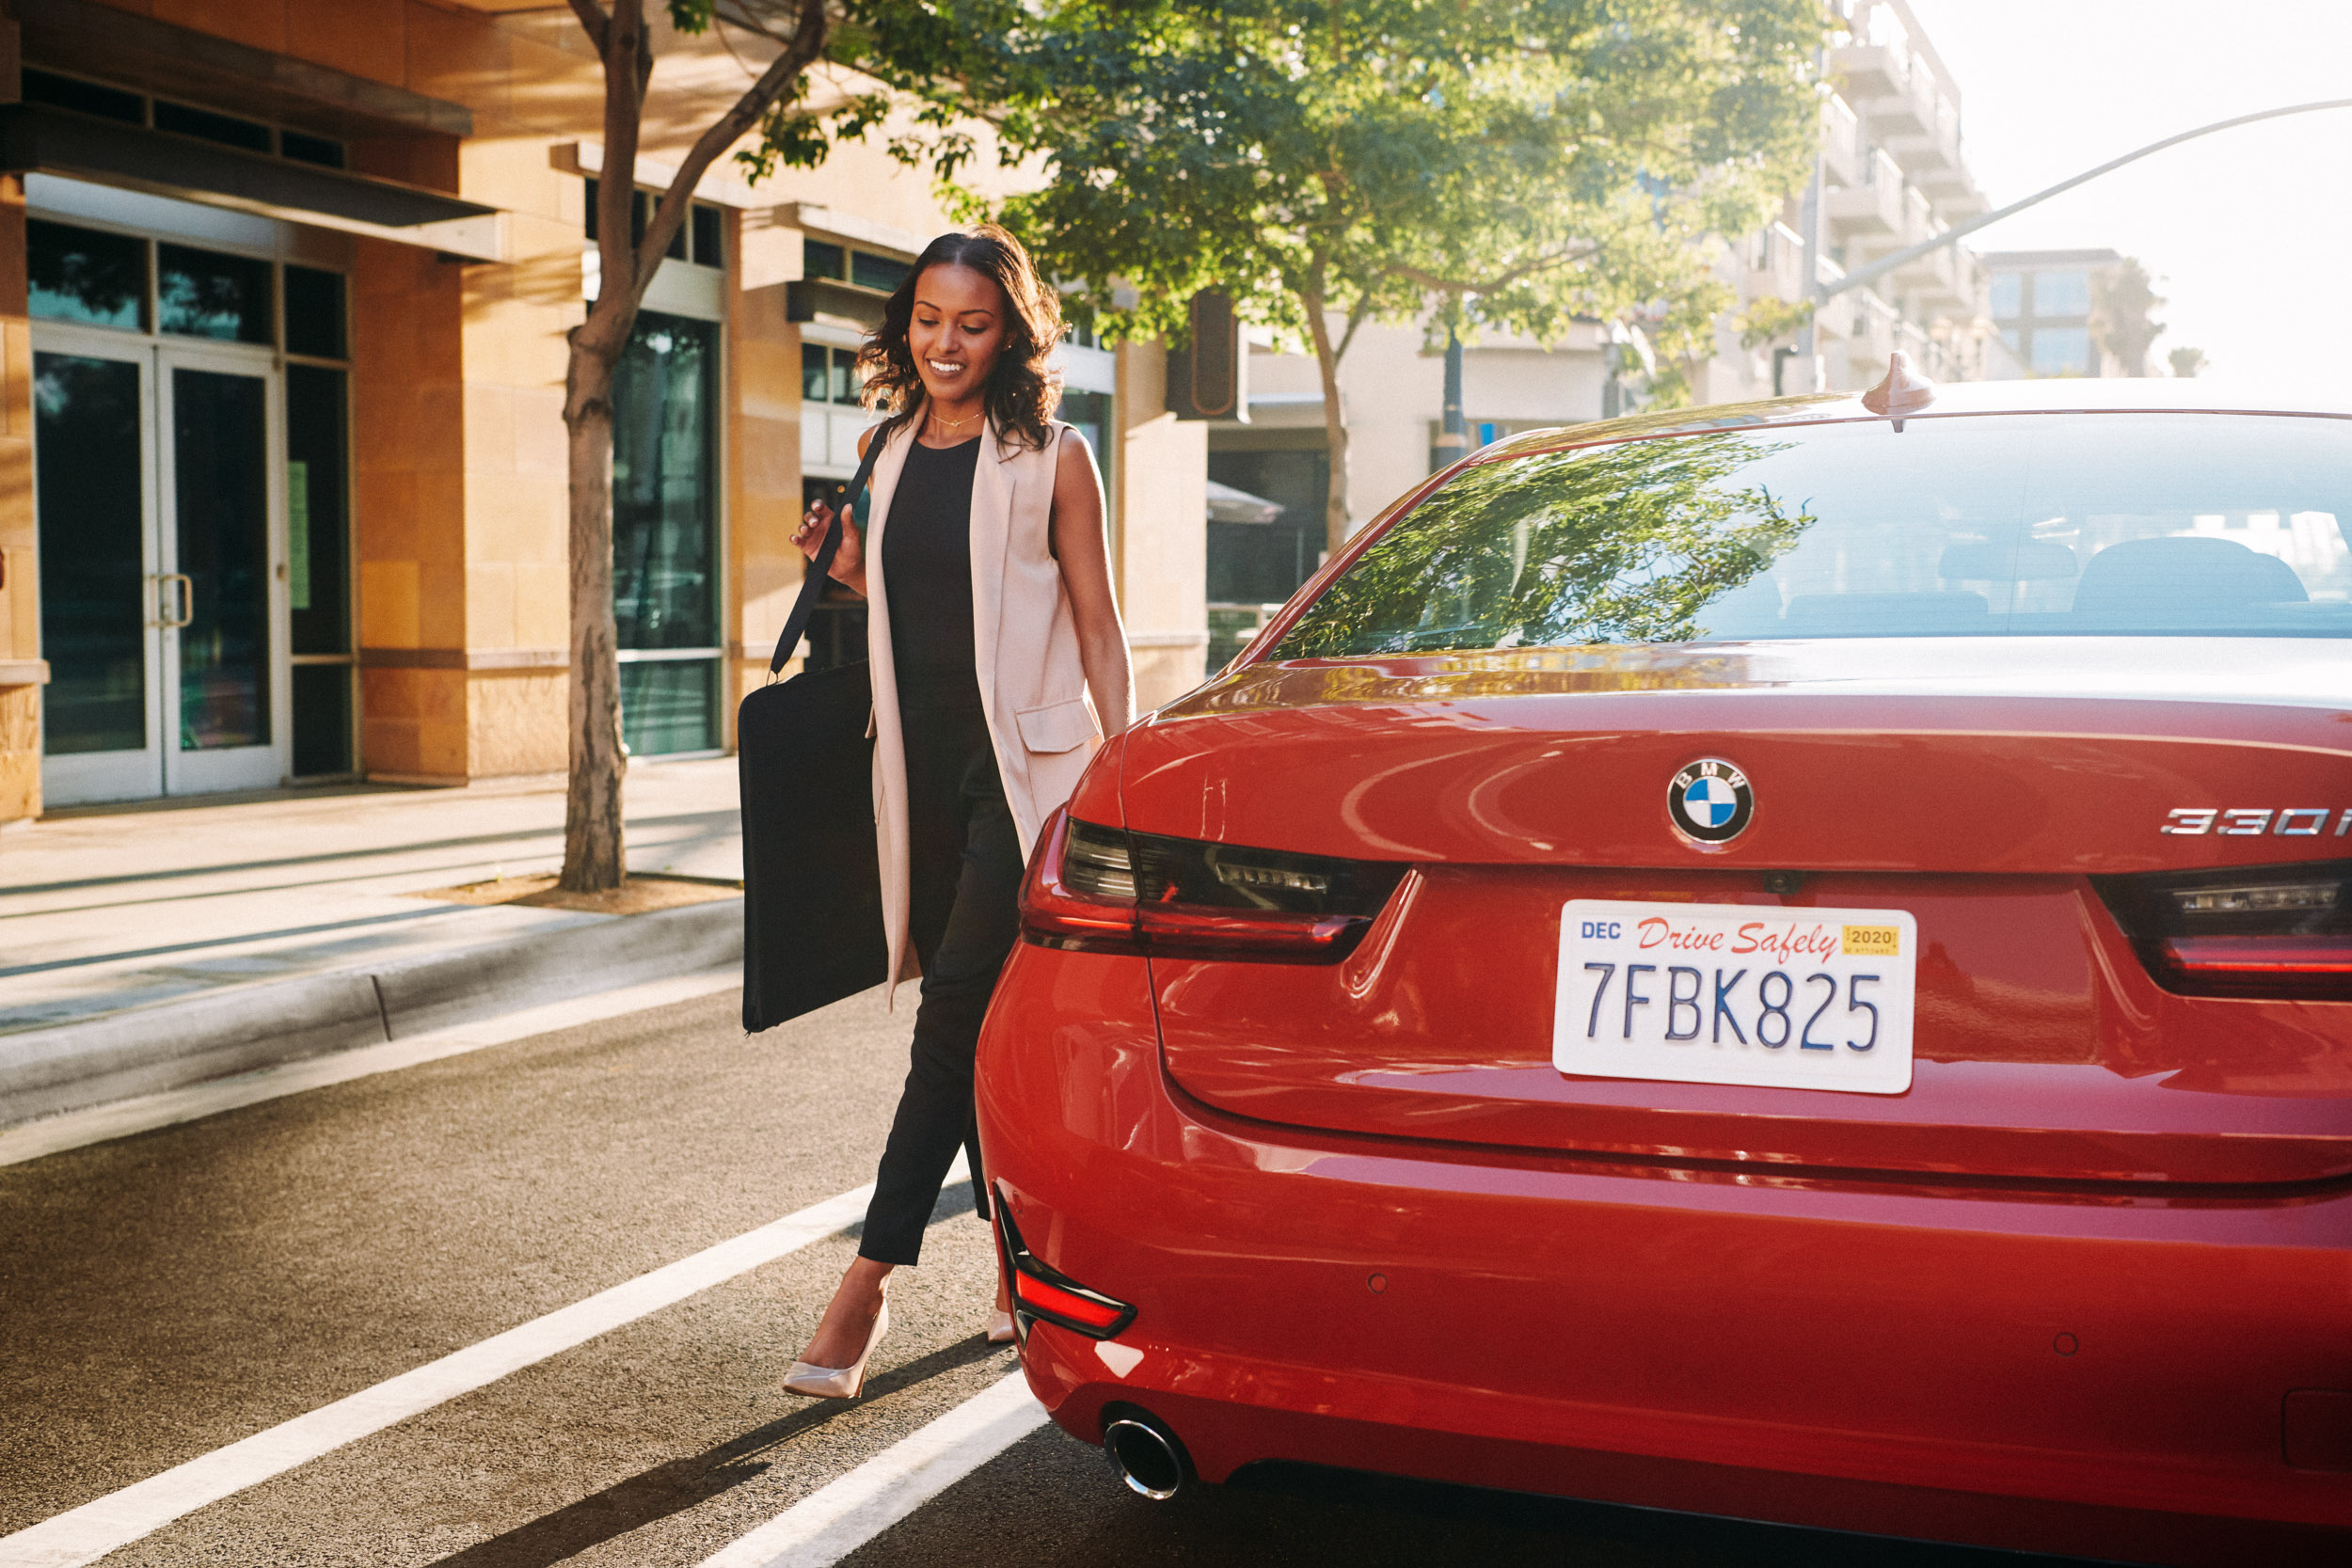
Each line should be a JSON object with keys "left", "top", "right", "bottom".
{"left": 155, "top": 573, "right": 194, "bottom": 628}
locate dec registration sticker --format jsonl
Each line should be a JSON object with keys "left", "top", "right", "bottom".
{"left": 1552, "top": 900, "right": 1916, "bottom": 1096}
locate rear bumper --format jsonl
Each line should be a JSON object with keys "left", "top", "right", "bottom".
{"left": 976, "top": 948, "right": 2352, "bottom": 1563}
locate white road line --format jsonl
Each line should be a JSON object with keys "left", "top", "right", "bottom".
{"left": 0, "top": 967, "right": 742, "bottom": 1168}
{"left": 0, "top": 1157, "right": 961, "bottom": 1568}
{"left": 696, "top": 1372, "right": 1049, "bottom": 1568}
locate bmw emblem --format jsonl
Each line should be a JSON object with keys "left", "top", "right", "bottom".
{"left": 1668, "top": 759, "right": 1754, "bottom": 845}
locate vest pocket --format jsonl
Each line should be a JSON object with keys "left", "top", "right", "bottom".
{"left": 1014, "top": 695, "right": 1096, "bottom": 753}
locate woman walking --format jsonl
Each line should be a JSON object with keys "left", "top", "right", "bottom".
{"left": 784, "top": 227, "right": 1133, "bottom": 1397}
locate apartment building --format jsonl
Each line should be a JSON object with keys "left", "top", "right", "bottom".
{"left": 1982, "top": 249, "right": 2157, "bottom": 378}
{"left": 1207, "top": 0, "right": 2006, "bottom": 652}
{"left": 0, "top": 0, "right": 1209, "bottom": 824}
{"left": 1760, "top": 0, "right": 2002, "bottom": 395}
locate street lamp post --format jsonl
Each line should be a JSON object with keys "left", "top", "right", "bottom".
{"left": 1432, "top": 325, "right": 1466, "bottom": 472}
{"left": 1814, "top": 97, "right": 2352, "bottom": 309}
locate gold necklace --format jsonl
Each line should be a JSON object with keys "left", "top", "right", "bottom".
{"left": 928, "top": 407, "right": 980, "bottom": 436}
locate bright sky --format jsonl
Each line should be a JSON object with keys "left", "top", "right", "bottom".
{"left": 1903, "top": 0, "right": 2352, "bottom": 387}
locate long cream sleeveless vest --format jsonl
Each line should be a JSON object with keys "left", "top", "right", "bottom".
{"left": 861, "top": 415, "right": 1101, "bottom": 990}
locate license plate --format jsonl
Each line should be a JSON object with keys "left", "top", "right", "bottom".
{"left": 1553, "top": 900, "right": 1916, "bottom": 1095}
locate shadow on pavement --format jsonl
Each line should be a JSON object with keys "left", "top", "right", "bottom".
{"left": 428, "top": 1336, "right": 1015, "bottom": 1568}
{"left": 835, "top": 1425, "right": 2122, "bottom": 1568}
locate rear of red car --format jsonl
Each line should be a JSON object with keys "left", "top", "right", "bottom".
{"left": 976, "top": 394, "right": 2352, "bottom": 1563}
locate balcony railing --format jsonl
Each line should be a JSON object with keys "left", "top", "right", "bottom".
{"left": 1846, "top": 290, "right": 1896, "bottom": 366}
{"left": 1825, "top": 152, "right": 1903, "bottom": 236}
{"left": 1833, "top": 41, "right": 1905, "bottom": 102}
{"left": 1820, "top": 96, "right": 1862, "bottom": 187}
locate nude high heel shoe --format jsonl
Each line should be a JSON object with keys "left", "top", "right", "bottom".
{"left": 784, "top": 1300, "right": 891, "bottom": 1400}
{"left": 986, "top": 1309, "right": 1016, "bottom": 1345}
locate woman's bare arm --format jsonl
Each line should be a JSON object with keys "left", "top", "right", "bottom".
{"left": 1050, "top": 432, "right": 1135, "bottom": 738}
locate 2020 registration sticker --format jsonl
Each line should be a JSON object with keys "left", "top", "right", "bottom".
{"left": 1553, "top": 899, "right": 1917, "bottom": 1095}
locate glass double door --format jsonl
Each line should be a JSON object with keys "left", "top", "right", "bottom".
{"left": 36, "top": 328, "right": 285, "bottom": 804}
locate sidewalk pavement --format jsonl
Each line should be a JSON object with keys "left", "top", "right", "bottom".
{"left": 0, "top": 758, "right": 746, "bottom": 1123}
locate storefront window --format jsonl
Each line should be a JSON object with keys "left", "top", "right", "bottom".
{"left": 2032, "top": 269, "right": 2091, "bottom": 318}
{"left": 285, "top": 266, "right": 346, "bottom": 359}
{"left": 1057, "top": 388, "right": 1113, "bottom": 515}
{"left": 802, "top": 342, "right": 864, "bottom": 404}
{"left": 34, "top": 354, "right": 146, "bottom": 753}
{"left": 288, "top": 363, "right": 353, "bottom": 776}
{"left": 158, "top": 244, "right": 272, "bottom": 344}
{"left": 851, "top": 251, "right": 911, "bottom": 293}
{"left": 612, "top": 309, "right": 721, "bottom": 754}
{"left": 27, "top": 195, "right": 357, "bottom": 798}
{"left": 2031, "top": 327, "right": 2091, "bottom": 377}
{"left": 28, "top": 220, "right": 145, "bottom": 330}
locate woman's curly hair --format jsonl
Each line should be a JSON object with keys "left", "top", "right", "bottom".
{"left": 857, "top": 225, "right": 1064, "bottom": 451}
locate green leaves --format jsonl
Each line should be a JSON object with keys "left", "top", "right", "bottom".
{"left": 860, "top": 0, "right": 1821, "bottom": 368}
{"left": 1270, "top": 431, "right": 1814, "bottom": 656}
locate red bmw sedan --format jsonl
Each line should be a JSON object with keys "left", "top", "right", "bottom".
{"left": 976, "top": 381, "right": 2352, "bottom": 1564}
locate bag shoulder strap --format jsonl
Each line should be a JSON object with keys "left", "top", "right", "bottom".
{"left": 769, "top": 429, "right": 888, "bottom": 675}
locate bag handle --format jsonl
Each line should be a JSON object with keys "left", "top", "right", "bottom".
{"left": 770, "top": 432, "right": 886, "bottom": 676}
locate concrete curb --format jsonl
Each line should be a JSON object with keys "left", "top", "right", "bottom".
{"left": 0, "top": 899, "right": 743, "bottom": 1129}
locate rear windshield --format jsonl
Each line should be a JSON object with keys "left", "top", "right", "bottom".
{"left": 1269, "top": 412, "right": 2352, "bottom": 657}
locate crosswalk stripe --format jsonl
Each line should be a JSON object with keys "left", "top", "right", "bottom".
{"left": 0, "top": 1159, "right": 964, "bottom": 1568}
{"left": 695, "top": 1372, "right": 1050, "bottom": 1568}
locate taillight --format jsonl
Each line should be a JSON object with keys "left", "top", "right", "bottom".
{"left": 993, "top": 1191, "right": 1136, "bottom": 1343}
{"left": 2094, "top": 860, "right": 2351, "bottom": 1000}
{"left": 1020, "top": 809, "right": 1407, "bottom": 963}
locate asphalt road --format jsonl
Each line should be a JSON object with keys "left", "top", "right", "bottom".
{"left": 0, "top": 985, "right": 2108, "bottom": 1566}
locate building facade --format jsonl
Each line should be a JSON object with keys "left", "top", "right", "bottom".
{"left": 1981, "top": 248, "right": 2162, "bottom": 379}
{"left": 0, "top": 0, "right": 1209, "bottom": 824}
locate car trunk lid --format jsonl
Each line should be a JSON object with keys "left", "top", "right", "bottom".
{"left": 1128, "top": 642, "right": 2352, "bottom": 1187}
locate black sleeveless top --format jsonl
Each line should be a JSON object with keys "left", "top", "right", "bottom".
{"left": 882, "top": 436, "right": 985, "bottom": 712}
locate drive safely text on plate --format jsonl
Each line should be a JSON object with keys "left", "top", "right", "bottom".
{"left": 1552, "top": 899, "right": 1917, "bottom": 1095}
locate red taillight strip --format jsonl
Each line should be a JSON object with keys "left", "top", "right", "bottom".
{"left": 1135, "top": 905, "right": 1363, "bottom": 954}
{"left": 993, "top": 1186, "right": 1137, "bottom": 1343}
{"left": 1013, "top": 1273, "right": 1127, "bottom": 1331}
{"left": 2164, "top": 938, "right": 2352, "bottom": 974}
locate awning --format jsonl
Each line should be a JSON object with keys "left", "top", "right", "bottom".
{"left": 19, "top": 0, "right": 471, "bottom": 139}
{"left": 1207, "top": 480, "right": 1284, "bottom": 525}
{"left": 0, "top": 103, "right": 505, "bottom": 260}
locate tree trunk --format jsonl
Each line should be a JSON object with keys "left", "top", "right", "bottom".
{"left": 558, "top": 0, "right": 644, "bottom": 896}
{"left": 552, "top": 0, "right": 822, "bottom": 893}
{"left": 1301, "top": 279, "right": 1352, "bottom": 558}
{"left": 561, "top": 342, "right": 626, "bottom": 893}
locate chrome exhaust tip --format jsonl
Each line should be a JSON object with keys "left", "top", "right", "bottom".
{"left": 1104, "top": 1413, "right": 1191, "bottom": 1500}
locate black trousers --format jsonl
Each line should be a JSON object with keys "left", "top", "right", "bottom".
{"left": 858, "top": 697, "right": 1025, "bottom": 1265}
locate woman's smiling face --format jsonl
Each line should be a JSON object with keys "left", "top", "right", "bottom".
{"left": 908, "top": 262, "right": 1009, "bottom": 411}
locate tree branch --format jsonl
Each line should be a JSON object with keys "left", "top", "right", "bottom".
{"left": 1334, "top": 293, "right": 1373, "bottom": 361}
{"left": 1387, "top": 242, "right": 1601, "bottom": 299}
{"left": 583, "top": 0, "right": 646, "bottom": 343}
{"left": 566, "top": 0, "right": 611, "bottom": 55}
{"left": 630, "top": 0, "right": 828, "bottom": 307}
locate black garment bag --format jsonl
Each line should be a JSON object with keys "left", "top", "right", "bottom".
{"left": 739, "top": 438, "right": 889, "bottom": 1032}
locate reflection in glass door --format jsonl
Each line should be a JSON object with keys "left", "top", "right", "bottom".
{"left": 166, "top": 364, "right": 272, "bottom": 771}
{"left": 34, "top": 335, "right": 285, "bottom": 803}
{"left": 34, "top": 349, "right": 156, "bottom": 800}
